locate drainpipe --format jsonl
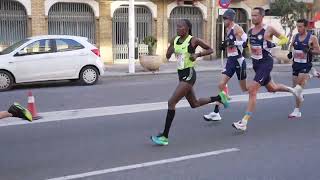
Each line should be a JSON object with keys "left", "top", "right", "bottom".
{"left": 211, "top": 0, "right": 216, "bottom": 60}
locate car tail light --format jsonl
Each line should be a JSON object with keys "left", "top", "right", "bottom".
{"left": 91, "top": 49, "right": 100, "bottom": 57}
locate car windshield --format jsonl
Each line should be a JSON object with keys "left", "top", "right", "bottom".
{"left": 0, "top": 39, "right": 30, "bottom": 55}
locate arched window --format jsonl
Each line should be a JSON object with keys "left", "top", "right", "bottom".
{"left": 168, "top": 6, "right": 203, "bottom": 40}
{"left": 48, "top": 3, "right": 95, "bottom": 43}
{"left": 112, "top": 6, "right": 152, "bottom": 61}
{"left": 0, "top": 0, "right": 27, "bottom": 46}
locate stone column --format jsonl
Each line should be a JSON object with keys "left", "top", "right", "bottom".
{"left": 99, "top": 0, "right": 113, "bottom": 64}
{"left": 31, "top": 0, "right": 47, "bottom": 36}
{"left": 156, "top": 0, "right": 168, "bottom": 62}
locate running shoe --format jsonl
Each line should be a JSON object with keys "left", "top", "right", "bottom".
{"left": 218, "top": 91, "right": 230, "bottom": 108}
{"left": 203, "top": 112, "right": 222, "bottom": 121}
{"left": 151, "top": 134, "right": 168, "bottom": 146}
{"left": 288, "top": 110, "right": 302, "bottom": 118}
{"left": 232, "top": 120, "right": 247, "bottom": 131}
{"left": 8, "top": 102, "right": 32, "bottom": 122}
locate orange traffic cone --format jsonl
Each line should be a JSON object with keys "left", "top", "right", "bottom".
{"left": 223, "top": 84, "right": 231, "bottom": 100}
{"left": 27, "top": 91, "right": 41, "bottom": 120}
{"left": 223, "top": 84, "right": 229, "bottom": 95}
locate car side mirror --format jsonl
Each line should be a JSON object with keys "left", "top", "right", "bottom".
{"left": 16, "top": 50, "right": 27, "bottom": 56}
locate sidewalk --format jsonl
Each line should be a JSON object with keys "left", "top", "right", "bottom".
{"left": 103, "top": 59, "right": 320, "bottom": 77}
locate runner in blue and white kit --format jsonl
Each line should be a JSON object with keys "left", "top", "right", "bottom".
{"left": 287, "top": 18, "right": 320, "bottom": 118}
{"left": 204, "top": 9, "right": 248, "bottom": 121}
{"left": 232, "top": 7, "right": 301, "bottom": 131}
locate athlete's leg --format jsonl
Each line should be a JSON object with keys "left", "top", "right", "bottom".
{"left": 232, "top": 60, "right": 265, "bottom": 131}
{"left": 204, "top": 64, "right": 233, "bottom": 121}
{"left": 236, "top": 59, "right": 248, "bottom": 92}
{"left": 309, "top": 67, "right": 320, "bottom": 78}
{"left": 185, "top": 87, "right": 223, "bottom": 108}
{"left": 289, "top": 73, "right": 310, "bottom": 118}
{"left": 151, "top": 81, "right": 193, "bottom": 145}
{"left": 163, "top": 81, "right": 193, "bottom": 138}
{"left": 232, "top": 81, "right": 261, "bottom": 131}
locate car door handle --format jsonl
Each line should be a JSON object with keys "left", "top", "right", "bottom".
{"left": 8, "top": 62, "right": 14, "bottom": 64}
{"left": 79, "top": 53, "right": 87, "bottom": 56}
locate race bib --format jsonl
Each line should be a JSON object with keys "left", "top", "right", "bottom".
{"left": 293, "top": 50, "right": 307, "bottom": 63}
{"left": 251, "top": 45, "right": 263, "bottom": 60}
{"left": 176, "top": 53, "right": 185, "bottom": 69}
{"left": 227, "top": 46, "right": 238, "bottom": 57}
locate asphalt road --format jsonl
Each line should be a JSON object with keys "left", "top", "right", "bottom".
{"left": 0, "top": 69, "right": 319, "bottom": 180}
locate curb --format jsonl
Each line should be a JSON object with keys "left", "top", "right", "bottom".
{"left": 102, "top": 62, "right": 320, "bottom": 78}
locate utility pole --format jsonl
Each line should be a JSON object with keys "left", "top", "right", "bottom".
{"left": 128, "top": 0, "right": 135, "bottom": 73}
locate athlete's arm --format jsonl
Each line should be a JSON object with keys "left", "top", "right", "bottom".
{"left": 289, "top": 34, "right": 296, "bottom": 52}
{"left": 287, "top": 34, "right": 296, "bottom": 59}
{"left": 234, "top": 25, "right": 248, "bottom": 46}
{"left": 268, "top": 26, "right": 289, "bottom": 46}
{"left": 310, "top": 35, "right": 320, "bottom": 55}
{"left": 166, "top": 38, "right": 175, "bottom": 59}
{"left": 193, "top": 38, "right": 213, "bottom": 58}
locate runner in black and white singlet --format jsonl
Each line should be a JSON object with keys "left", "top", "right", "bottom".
{"left": 287, "top": 19, "right": 320, "bottom": 118}
{"left": 203, "top": 9, "right": 248, "bottom": 122}
{"left": 232, "top": 7, "right": 302, "bottom": 131}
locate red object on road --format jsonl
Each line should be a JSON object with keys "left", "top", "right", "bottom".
{"left": 27, "top": 91, "right": 41, "bottom": 120}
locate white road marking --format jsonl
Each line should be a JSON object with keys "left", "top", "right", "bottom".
{"left": 47, "top": 148, "right": 239, "bottom": 180}
{"left": 1, "top": 88, "right": 320, "bottom": 127}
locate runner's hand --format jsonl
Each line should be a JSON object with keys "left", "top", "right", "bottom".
{"left": 219, "top": 41, "right": 226, "bottom": 51}
{"left": 190, "top": 53, "right": 199, "bottom": 61}
{"left": 227, "top": 39, "right": 235, "bottom": 46}
{"left": 287, "top": 52, "right": 293, "bottom": 59}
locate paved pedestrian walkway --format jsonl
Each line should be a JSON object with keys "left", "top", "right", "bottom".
{"left": 103, "top": 58, "right": 320, "bottom": 77}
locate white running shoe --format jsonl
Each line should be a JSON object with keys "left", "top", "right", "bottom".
{"left": 232, "top": 120, "right": 247, "bottom": 131}
{"left": 203, "top": 112, "right": 222, "bottom": 121}
{"left": 310, "top": 67, "right": 320, "bottom": 78}
{"left": 288, "top": 110, "right": 302, "bottom": 118}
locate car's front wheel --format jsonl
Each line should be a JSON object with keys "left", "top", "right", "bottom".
{"left": 79, "top": 66, "right": 99, "bottom": 85}
{"left": 0, "top": 70, "right": 14, "bottom": 91}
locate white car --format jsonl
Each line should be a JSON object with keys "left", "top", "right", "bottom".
{"left": 0, "top": 35, "right": 105, "bottom": 91}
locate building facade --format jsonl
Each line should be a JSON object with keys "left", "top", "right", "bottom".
{"left": 0, "top": 0, "right": 317, "bottom": 64}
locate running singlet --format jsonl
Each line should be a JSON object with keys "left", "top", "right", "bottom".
{"left": 293, "top": 32, "right": 312, "bottom": 63}
{"left": 248, "top": 25, "right": 275, "bottom": 60}
{"left": 226, "top": 25, "right": 243, "bottom": 58}
{"left": 174, "top": 35, "right": 194, "bottom": 70}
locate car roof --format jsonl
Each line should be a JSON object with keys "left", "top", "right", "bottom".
{"left": 27, "top": 35, "right": 88, "bottom": 41}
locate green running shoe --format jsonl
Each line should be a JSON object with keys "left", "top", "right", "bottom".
{"left": 218, "top": 91, "right": 230, "bottom": 108}
{"left": 8, "top": 102, "right": 33, "bottom": 122}
{"left": 151, "top": 134, "right": 168, "bottom": 146}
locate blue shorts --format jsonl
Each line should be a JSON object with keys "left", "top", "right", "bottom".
{"left": 292, "top": 62, "right": 312, "bottom": 76}
{"left": 222, "top": 56, "right": 247, "bottom": 80}
{"left": 252, "top": 56, "right": 274, "bottom": 86}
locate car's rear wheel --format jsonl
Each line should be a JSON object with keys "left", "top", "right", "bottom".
{"left": 79, "top": 66, "right": 99, "bottom": 85}
{"left": 0, "top": 70, "right": 14, "bottom": 91}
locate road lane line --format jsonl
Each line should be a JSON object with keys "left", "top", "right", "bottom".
{"left": 1, "top": 88, "right": 320, "bottom": 127}
{"left": 47, "top": 148, "right": 240, "bottom": 180}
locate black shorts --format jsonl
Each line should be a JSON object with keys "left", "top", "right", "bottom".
{"left": 252, "top": 55, "right": 274, "bottom": 86}
{"left": 292, "top": 62, "right": 312, "bottom": 76}
{"left": 178, "top": 67, "right": 196, "bottom": 85}
{"left": 222, "top": 56, "right": 247, "bottom": 80}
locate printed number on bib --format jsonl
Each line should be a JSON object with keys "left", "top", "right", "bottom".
{"left": 176, "top": 53, "right": 185, "bottom": 69}
{"left": 251, "top": 45, "right": 263, "bottom": 59}
{"left": 293, "top": 50, "right": 307, "bottom": 63}
{"left": 227, "top": 46, "right": 238, "bottom": 57}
